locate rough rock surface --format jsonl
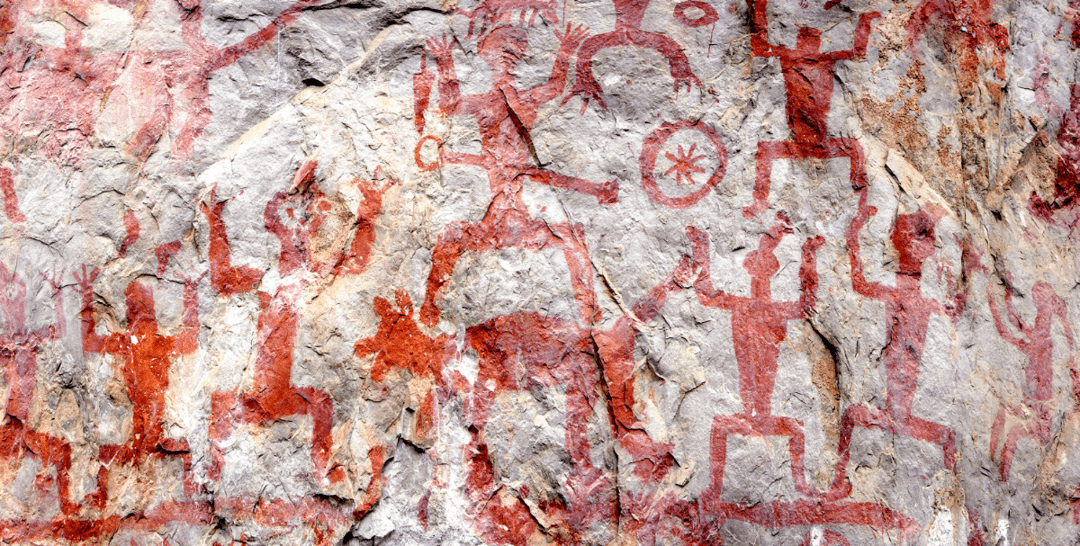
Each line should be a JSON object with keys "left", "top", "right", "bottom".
{"left": 1, "top": 0, "right": 1079, "bottom": 543}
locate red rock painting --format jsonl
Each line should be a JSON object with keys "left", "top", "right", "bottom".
{"left": 835, "top": 192, "right": 965, "bottom": 485}
{"left": 686, "top": 213, "right": 826, "bottom": 499}
{"left": 566, "top": 0, "right": 701, "bottom": 110}
{"left": 75, "top": 265, "right": 201, "bottom": 498}
{"left": 742, "top": 0, "right": 877, "bottom": 218}
{"left": 980, "top": 271, "right": 1076, "bottom": 481}
{"left": 413, "top": 19, "right": 618, "bottom": 327}
{"left": 0, "top": 262, "right": 72, "bottom": 513}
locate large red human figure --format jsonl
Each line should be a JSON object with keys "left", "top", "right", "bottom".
{"left": 0, "top": 263, "right": 74, "bottom": 513}
{"left": 684, "top": 214, "right": 826, "bottom": 499}
{"left": 566, "top": 0, "right": 701, "bottom": 110}
{"left": 981, "top": 274, "right": 1076, "bottom": 481}
{"left": 208, "top": 161, "right": 392, "bottom": 482}
{"left": 836, "top": 192, "right": 964, "bottom": 490}
{"left": 415, "top": 15, "right": 618, "bottom": 328}
{"left": 74, "top": 264, "right": 201, "bottom": 497}
{"left": 742, "top": 0, "right": 879, "bottom": 219}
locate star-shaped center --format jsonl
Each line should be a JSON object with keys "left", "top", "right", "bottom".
{"left": 663, "top": 143, "right": 706, "bottom": 185}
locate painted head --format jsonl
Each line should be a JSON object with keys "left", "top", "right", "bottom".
{"left": 478, "top": 25, "right": 529, "bottom": 75}
{"left": 796, "top": 26, "right": 822, "bottom": 52}
{"left": 891, "top": 206, "right": 945, "bottom": 276}
{"left": 744, "top": 213, "right": 794, "bottom": 296}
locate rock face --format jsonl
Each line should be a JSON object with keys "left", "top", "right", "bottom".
{"left": 1, "top": 0, "right": 1079, "bottom": 543}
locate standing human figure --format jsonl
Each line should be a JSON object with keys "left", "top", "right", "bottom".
{"left": 685, "top": 214, "right": 826, "bottom": 499}
{"left": 415, "top": 19, "right": 618, "bottom": 328}
{"left": 74, "top": 265, "right": 201, "bottom": 499}
{"left": 981, "top": 273, "right": 1076, "bottom": 481}
{"left": 835, "top": 192, "right": 965, "bottom": 493}
{"left": 742, "top": 0, "right": 879, "bottom": 218}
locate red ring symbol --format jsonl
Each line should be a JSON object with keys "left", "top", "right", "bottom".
{"left": 415, "top": 135, "right": 442, "bottom": 171}
{"left": 639, "top": 119, "right": 727, "bottom": 209}
{"left": 673, "top": 0, "right": 719, "bottom": 27}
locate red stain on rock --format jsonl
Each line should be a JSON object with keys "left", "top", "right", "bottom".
{"left": 462, "top": 313, "right": 615, "bottom": 544}
{"left": 0, "top": 261, "right": 72, "bottom": 513}
{"left": 415, "top": 20, "right": 617, "bottom": 327}
{"left": 155, "top": 241, "right": 182, "bottom": 276}
{"left": 743, "top": 0, "right": 877, "bottom": 218}
{"left": 76, "top": 265, "right": 200, "bottom": 496}
{"left": 687, "top": 214, "right": 827, "bottom": 499}
{"left": 907, "top": 0, "right": 1009, "bottom": 81}
{"left": 593, "top": 255, "right": 695, "bottom": 482}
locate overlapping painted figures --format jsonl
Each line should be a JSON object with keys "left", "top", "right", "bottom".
{"left": 1, "top": 0, "right": 1078, "bottom": 543}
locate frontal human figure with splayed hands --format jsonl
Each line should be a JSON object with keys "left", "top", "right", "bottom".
{"left": 416, "top": 18, "right": 618, "bottom": 328}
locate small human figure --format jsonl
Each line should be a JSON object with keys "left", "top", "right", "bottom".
{"left": 835, "top": 193, "right": 965, "bottom": 492}
{"left": 208, "top": 161, "right": 392, "bottom": 482}
{"left": 74, "top": 264, "right": 201, "bottom": 497}
{"left": 981, "top": 272, "right": 1076, "bottom": 481}
{"left": 685, "top": 214, "right": 826, "bottom": 499}
{"left": 0, "top": 263, "right": 73, "bottom": 513}
{"left": 566, "top": 0, "right": 701, "bottom": 110}
{"left": 415, "top": 19, "right": 618, "bottom": 327}
{"left": 742, "top": 0, "right": 879, "bottom": 218}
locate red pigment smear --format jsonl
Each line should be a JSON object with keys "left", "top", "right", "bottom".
{"left": 155, "top": 241, "right": 182, "bottom": 276}
{"left": 1031, "top": 85, "right": 1080, "bottom": 222}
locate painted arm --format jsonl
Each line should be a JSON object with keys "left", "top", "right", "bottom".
{"left": 632, "top": 255, "right": 693, "bottom": 323}
{"left": 826, "top": 12, "right": 881, "bottom": 61}
{"left": 528, "top": 24, "right": 590, "bottom": 107}
{"left": 73, "top": 265, "right": 107, "bottom": 354}
{"left": 749, "top": 0, "right": 780, "bottom": 57}
{"left": 846, "top": 192, "right": 889, "bottom": 301}
{"left": 425, "top": 36, "right": 462, "bottom": 117}
{"left": 792, "top": 236, "right": 825, "bottom": 319}
{"left": 176, "top": 276, "right": 201, "bottom": 354}
{"left": 685, "top": 226, "right": 739, "bottom": 309}
{"left": 985, "top": 279, "right": 1024, "bottom": 348}
{"left": 200, "top": 187, "right": 263, "bottom": 295}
